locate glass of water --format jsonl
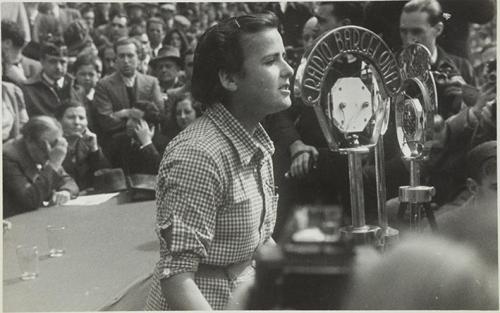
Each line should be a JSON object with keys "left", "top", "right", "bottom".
{"left": 16, "top": 245, "right": 39, "bottom": 280}
{"left": 47, "top": 225, "right": 66, "bottom": 257}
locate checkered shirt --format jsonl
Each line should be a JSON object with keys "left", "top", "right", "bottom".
{"left": 145, "top": 102, "right": 278, "bottom": 310}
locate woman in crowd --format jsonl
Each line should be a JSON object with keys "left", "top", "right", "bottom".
{"left": 163, "top": 92, "right": 202, "bottom": 142}
{"left": 56, "top": 100, "right": 109, "bottom": 191}
{"left": 162, "top": 28, "right": 189, "bottom": 59}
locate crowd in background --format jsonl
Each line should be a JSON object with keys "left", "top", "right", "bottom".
{"left": 1, "top": 1, "right": 498, "bottom": 310}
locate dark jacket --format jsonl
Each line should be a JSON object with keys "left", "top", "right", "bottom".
{"left": 62, "top": 137, "right": 110, "bottom": 190}
{"left": 21, "top": 72, "right": 80, "bottom": 117}
{"left": 93, "top": 71, "right": 164, "bottom": 136}
{"left": 3, "top": 138, "right": 79, "bottom": 217}
{"left": 433, "top": 45, "right": 477, "bottom": 119}
{"left": 109, "top": 131, "right": 168, "bottom": 176}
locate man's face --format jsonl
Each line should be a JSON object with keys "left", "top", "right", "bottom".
{"left": 103, "top": 48, "right": 116, "bottom": 74}
{"left": 400, "top": 11, "right": 439, "bottom": 52}
{"left": 76, "top": 64, "right": 99, "bottom": 92}
{"left": 232, "top": 28, "right": 294, "bottom": 117}
{"left": 41, "top": 55, "right": 68, "bottom": 80}
{"left": 116, "top": 43, "right": 138, "bottom": 77}
{"left": 155, "top": 59, "right": 179, "bottom": 84}
{"left": 315, "top": 4, "right": 343, "bottom": 36}
{"left": 147, "top": 22, "right": 164, "bottom": 47}
{"left": 111, "top": 16, "right": 128, "bottom": 40}
{"left": 29, "top": 124, "right": 63, "bottom": 163}
{"left": 82, "top": 11, "right": 95, "bottom": 29}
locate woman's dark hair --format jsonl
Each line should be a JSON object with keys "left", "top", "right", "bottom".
{"left": 72, "top": 53, "right": 100, "bottom": 74}
{"left": 162, "top": 28, "right": 189, "bottom": 59}
{"left": 191, "top": 12, "right": 279, "bottom": 107}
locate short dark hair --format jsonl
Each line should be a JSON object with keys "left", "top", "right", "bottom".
{"left": 192, "top": 12, "right": 279, "bottom": 106}
{"left": 320, "top": 2, "right": 364, "bottom": 26}
{"left": 109, "top": 9, "right": 129, "bottom": 23}
{"left": 55, "top": 99, "right": 86, "bottom": 120}
{"left": 80, "top": 4, "right": 94, "bottom": 16}
{"left": 403, "top": 0, "right": 443, "bottom": 26}
{"left": 72, "top": 53, "right": 100, "bottom": 74}
{"left": 146, "top": 17, "right": 166, "bottom": 31}
{"left": 21, "top": 116, "right": 62, "bottom": 142}
{"left": 1, "top": 20, "right": 26, "bottom": 48}
{"left": 467, "top": 141, "right": 497, "bottom": 182}
{"left": 114, "top": 37, "right": 140, "bottom": 54}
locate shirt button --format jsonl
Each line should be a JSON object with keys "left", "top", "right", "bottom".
{"left": 162, "top": 268, "right": 171, "bottom": 276}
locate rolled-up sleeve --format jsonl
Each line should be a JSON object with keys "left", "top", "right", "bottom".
{"left": 155, "top": 142, "right": 222, "bottom": 280}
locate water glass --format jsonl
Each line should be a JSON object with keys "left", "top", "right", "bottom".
{"left": 47, "top": 225, "right": 66, "bottom": 257}
{"left": 16, "top": 245, "right": 39, "bottom": 280}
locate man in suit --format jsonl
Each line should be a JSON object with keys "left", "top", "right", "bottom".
{"left": 1, "top": 20, "right": 41, "bottom": 85}
{"left": 93, "top": 37, "right": 163, "bottom": 155}
{"left": 399, "top": 0, "right": 477, "bottom": 119}
{"left": 21, "top": 40, "right": 80, "bottom": 117}
{"left": 3, "top": 116, "right": 79, "bottom": 218}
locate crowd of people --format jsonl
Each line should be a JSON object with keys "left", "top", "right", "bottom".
{"left": 1, "top": 0, "right": 497, "bottom": 310}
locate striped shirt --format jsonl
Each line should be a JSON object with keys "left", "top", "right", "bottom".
{"left": 145, "top": 102, "right": 278, "bottom": 310}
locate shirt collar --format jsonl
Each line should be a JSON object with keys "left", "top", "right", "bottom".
{"left": 42, "top": 72, "right": 64, "bottom": 89}
{"left": 208, "top": 102, "right": 274, "bottom": 166}
{"left": 121, "top": 73, "right": 136, "bottom": 87}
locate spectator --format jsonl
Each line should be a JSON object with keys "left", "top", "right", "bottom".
{"left": 93, "top": 37, "right": 163, "bottom": 156}
{"left": 3, "top": 116, "right": 79, "bottom": 218}
{"left": 168, "top": 49, "right": 194, "bottom": 99}
{"left": 80, "top": 4, "right": 96, "bottom": 30}
{"left": 1, "top": 20, "right": 41, "bottom": 85}
{"left": 98, "top": 44, "right": 116, "bottom": 77}
{"left": 2, "top": 81, "right": 29, "bottom": 142}
{"left": 173, "top": 14, "right": 191, "bottom": 33}
{"left": 130, "top": 26, "right": 152, "bottom": 74}
{"left": 72, "top": 53, "right": 101, "bottom": 131}
{"left": 150, "top": 45, "right": 184, "bottom": 97}
{"left": 63, "top": 19, "right": 99, "bottom": 66}
{"left": 162, "top": 28, "right": 189, "bottom": 59}
{"left": 56, "top": 100, "right": 110, "bottom": 190}
{"left": 109, "top": 100, "right": 168, "bottom": 175}
{"left": 22, "top": 40, "right": 79, "bottom": 117}
{"left": 264, "top": 2, "right": 313, "bottom": 48}
{"left": 399, "top": 0, "right": 476, "bottom": 119}
{"left": 147, "top": 17, "right": 166, "bottom": 57}
{"left": 94, "top": 9, "right": 129, "bottom": 48}
{"left": 158, "top": 3, "right": 176, "bottom": 31}
{"left": 124, "top": 3, "right": 146, "bottom": 27}
{"left": 164, "top": 92, "right": 202, "bottom": 142}
{"left": 33, "top": 3, "right": 81, "bottom": 43}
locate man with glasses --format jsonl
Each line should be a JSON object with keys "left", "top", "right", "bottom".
{"left": 3, "top": 116, "right": 79, "bottom": 217}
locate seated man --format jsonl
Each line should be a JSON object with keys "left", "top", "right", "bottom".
{"left": 3, "top": 116, "right": 79, "bottom": 217}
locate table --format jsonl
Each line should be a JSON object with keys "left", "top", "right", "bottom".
{"left": 3, "top": 194, "right": 159, "bottom": 312}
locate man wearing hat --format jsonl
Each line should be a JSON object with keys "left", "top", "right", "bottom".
{"left": 21, "top": 40, "right": 80, "bottom": 117}
{"left": 124, "top": 3, "right": 146, "bottom": 26}
{"left": 93, "top": 37, "right": 163, "bottom": 156}
{"left": 150, "top": 45, "right": 184, "bottom": 96}
{"left": 63, "top": 19, "right": 99, "bottom": 62}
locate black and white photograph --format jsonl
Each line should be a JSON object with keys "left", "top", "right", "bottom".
{"left": 1, "top": 0, "right": 498, "bottom": 311}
